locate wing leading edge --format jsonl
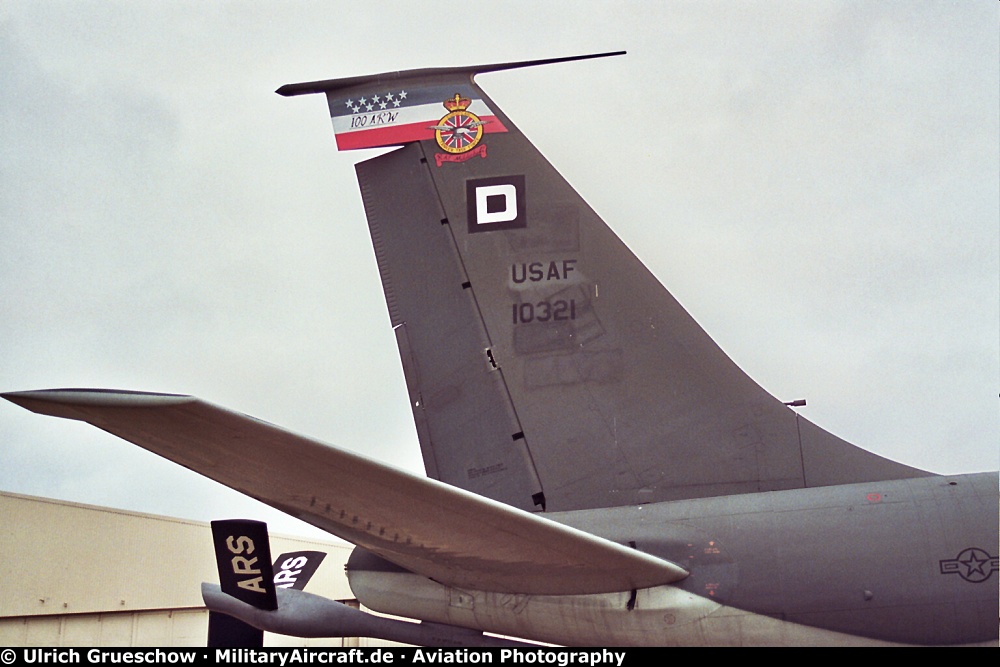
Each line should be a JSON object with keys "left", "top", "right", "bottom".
{"left": 2, "top": 389, "right": 687, "bottom": 595}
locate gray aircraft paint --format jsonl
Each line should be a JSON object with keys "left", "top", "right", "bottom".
{"left": 343, "top": 473, "right": 997, "bottom": 645}
{"left": 6, "top": 54, "right": 997, "bottom": 646}
{"left": 290, "top": 54, "right": 931, "bottom": 515}
{"left": 551, "top": 472, "right": 998, "bottom": 645}
{"left": 281, "top": 53, "right": 998, "bottom": 644}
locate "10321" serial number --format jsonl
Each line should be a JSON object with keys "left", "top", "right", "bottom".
{"left": 512, "top": 299, "right": 576, "bottom": 324}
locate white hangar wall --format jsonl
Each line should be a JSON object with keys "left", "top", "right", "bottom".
{"left": 0, "top": 490, "right": 361, "bottom": 647}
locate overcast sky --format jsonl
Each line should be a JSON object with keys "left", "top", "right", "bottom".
{"left": 1, "top": 1, "right": 997, "bottom": 539}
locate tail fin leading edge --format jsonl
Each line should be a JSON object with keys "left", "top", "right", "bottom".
{"left": 281, "top": 53, "right": 929, "bottom": 512}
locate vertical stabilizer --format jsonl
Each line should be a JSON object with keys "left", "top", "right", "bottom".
{"left": 279, "top": 53, "right": 929, "bottom": 512}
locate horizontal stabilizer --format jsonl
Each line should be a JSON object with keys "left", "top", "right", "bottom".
{"left": 202, "top": 584, "right": 536, "bottom": 647}
{"left": 3, "top": 389, "right": 687, "bottom": 595}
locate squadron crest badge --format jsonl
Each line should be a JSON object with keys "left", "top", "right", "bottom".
{"left": 432, "top": 94, "right": 489, "bottom": 166}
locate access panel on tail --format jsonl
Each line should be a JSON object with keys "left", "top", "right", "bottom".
{"left": 279, "top": 53, "right": 929, "bottom": 513}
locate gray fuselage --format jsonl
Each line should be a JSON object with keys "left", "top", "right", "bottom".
{"left": 550, "top": 471, "right": 998, "bottom": 645}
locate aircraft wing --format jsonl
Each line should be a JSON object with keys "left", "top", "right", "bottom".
{"left": 3, "top": 389, "right": 687, "bottom": 595}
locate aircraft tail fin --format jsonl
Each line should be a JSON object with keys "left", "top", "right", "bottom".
{"left": 207, "top": 520, "right": 328, "bottom": 646}
{"left": 280, "top": 53, "right": 929, "bottom": 512}
{"left": 208, "top": 520, "right": 276, "bottom": 647}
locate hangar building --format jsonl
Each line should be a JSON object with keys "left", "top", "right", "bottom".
{"left": 0, "top": 490, "right": 364, "bottom": 646}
